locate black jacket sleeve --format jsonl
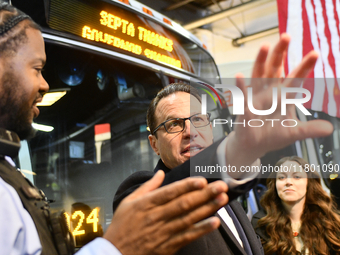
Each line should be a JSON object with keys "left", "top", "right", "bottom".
{"left": 251, "top": 210, "right": 269, "bottom": 242}
{"left": 112, "top": 170, "right": 154, "bottom": 212}
{"left": 113, "top": 139, "right": 258, "bottom": 212}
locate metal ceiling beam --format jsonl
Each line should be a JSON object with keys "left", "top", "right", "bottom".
{"left": 232, "top": 26, "right": 279, "bottom": 46}
{"left": 183, "top": 0, "right": 274, "bottom": 30}
{"left": 164, "top": 0, "right": 196, "bottom": 11}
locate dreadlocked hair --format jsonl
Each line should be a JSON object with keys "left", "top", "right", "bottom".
{"left": 0, "top": 3, "right": 41, "bottom": 57}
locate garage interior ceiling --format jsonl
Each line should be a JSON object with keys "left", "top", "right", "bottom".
{"left": 138, "top": 0, "right": 278, "bottom": 46}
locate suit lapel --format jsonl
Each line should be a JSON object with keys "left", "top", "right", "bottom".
{"left": 229, "top": 201, "right": 263, "bottom": 255}
{"left": 217, "top": 212, "right": 248, "bottom": 255}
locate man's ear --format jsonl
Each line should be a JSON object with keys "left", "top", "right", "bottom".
{"left": 0, "top": 61, "right": 5, "bottom": 93}
{"left": 148, "top": 134, "right": 160, "bottom": 155}
{"left": 0, "top": 60, "right": 4, "bottom": 78}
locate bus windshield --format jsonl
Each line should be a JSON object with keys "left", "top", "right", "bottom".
{"left": 46, "top": 0, "right": 219, "bottom": 80}
{"left": 12, "top": 0, "right": 227, "bottom": 248}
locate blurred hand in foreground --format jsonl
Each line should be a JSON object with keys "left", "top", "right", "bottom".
{"left": 105, "top": 170, "right": 229, "bottom": 255}
{"left": 226, "top": 33, "right": 333, "bottom": 172}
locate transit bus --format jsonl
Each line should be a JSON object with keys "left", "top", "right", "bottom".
{"left": 12, "top": 0, "right": 230, "bottom": 247}
{"left": 11, "top": 0, "right": 339, "bottom": 247}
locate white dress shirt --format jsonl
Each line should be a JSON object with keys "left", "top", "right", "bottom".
{"left": 216, "top": 137, "right": 260, "bottom": 247}
{"left": 0, "top": 157, "right": 122, "bottom": 255}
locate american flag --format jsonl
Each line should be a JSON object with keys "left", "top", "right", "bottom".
{"left": 277, "top": 0, "right": 340, "bottom": 117}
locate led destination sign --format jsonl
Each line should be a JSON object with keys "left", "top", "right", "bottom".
{"left": 98, "top": 10, "right": 174, "bottom": 52}
{"left": 47, "top": 0, "right": 194, "bottom": 70}
{"left": 82, "top": 10, "right": 180, "bottom": 68}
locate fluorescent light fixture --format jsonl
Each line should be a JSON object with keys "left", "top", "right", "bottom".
{"left": 21, "top": 169, "right": 37, "bottom": 176}
{"left": 330, "top": 174, "right": 338, "bottom": 180}
{"left": 32, "top": 123, "right": 54, "bottom": 132}
{"left": 37, "top": 90, "right": 68, "bottom": 106}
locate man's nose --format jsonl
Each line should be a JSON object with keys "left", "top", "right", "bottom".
{"left": 40, "top": 76, "right": 49, "bottom": 93}
{"left": 182, "top": 119, "right": 198, "bottom": 138}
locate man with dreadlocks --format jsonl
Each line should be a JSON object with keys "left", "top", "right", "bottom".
{"left": 0, "top": 2, "right": 231, "bottom": 255}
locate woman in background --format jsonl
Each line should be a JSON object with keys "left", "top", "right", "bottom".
{"left": 252, "top": 156, "right": 340, "bottom": 255}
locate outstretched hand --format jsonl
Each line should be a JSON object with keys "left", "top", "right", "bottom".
{"left": 104, "top": 170, "right": 228, "bottom": 255}
{"left": 226, "top": 33, "right": 333, "bottom": 169}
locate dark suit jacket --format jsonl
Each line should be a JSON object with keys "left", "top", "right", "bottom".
{"left": 251, "top": 210, "right": 268, "bottom": 243}
{"left": 113, "top": 140, "right": 263, "bottom": 255}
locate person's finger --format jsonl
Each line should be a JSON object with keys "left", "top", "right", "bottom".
{"left": 286, "top": 50, "right": 318, "bottom": 79}
{"left": 277, "top": 51, "right": 318, "bottom": 100}
{"left": 125, "top": 170, "right": 165, "bottom": 201}
{"left": 235, "top": 73, "right": 247, "bottom": 106}
{"left": 293, "top": 120, "right": 333, "bottom": 141}
{"left": 235, "top": 73, "right": 250, "bottom": 118}
{"left": 155, "top": 181, "right": 228, "bottom": 226}
{"left": 155, "top": 216, "right": 221, "bottom": 255}
{"left": 264, "top": 33, "right": 290, "bottom": 79}
{"left": 251, "top": 43, "right": 270, "bottom": 79}
{"left": 140, "top": 177, "right": 208, "bottom": 208}
{"left": 251, "top": 44, "right": 270, "bottom": 93}
{"left": 163, "top": 192, "right": 228, "bottom": 234}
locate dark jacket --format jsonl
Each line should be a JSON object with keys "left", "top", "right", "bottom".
{"left": 0, "top": 157, "right": 60, "bottom": 255}
{"left": 251, "top": 210, "right": 268, "bottom": 243}
{"left": 113, "top": 140, "right": 264, "bottom": 255}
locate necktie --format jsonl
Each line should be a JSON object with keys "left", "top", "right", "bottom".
{"left": 225, "top": 204, "right": 253, "bottom": 255}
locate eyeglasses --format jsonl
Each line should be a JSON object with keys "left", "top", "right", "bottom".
{"left": 152, "top": 113, "right": 211, "bottom": 135}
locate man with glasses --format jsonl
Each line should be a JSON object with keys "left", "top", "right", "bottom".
{"left": 113, "top": 35, "right": 333, "bottom": 254}
{"left": 114, "top": 83, "right": 263, "bottom": 255}
{"left": 152, "top": 113, "right": 211, "bottom": 137}
{"left": 148, "top": 88, "right": 214, "bottom": 171}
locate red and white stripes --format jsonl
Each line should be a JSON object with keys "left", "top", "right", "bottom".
{"left": 277, "top": 0, "right": 340, "bottom": 117}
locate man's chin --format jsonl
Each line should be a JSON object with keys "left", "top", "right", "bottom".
{"left": 16, "top": 126, "right": 37, "bottom": 141}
